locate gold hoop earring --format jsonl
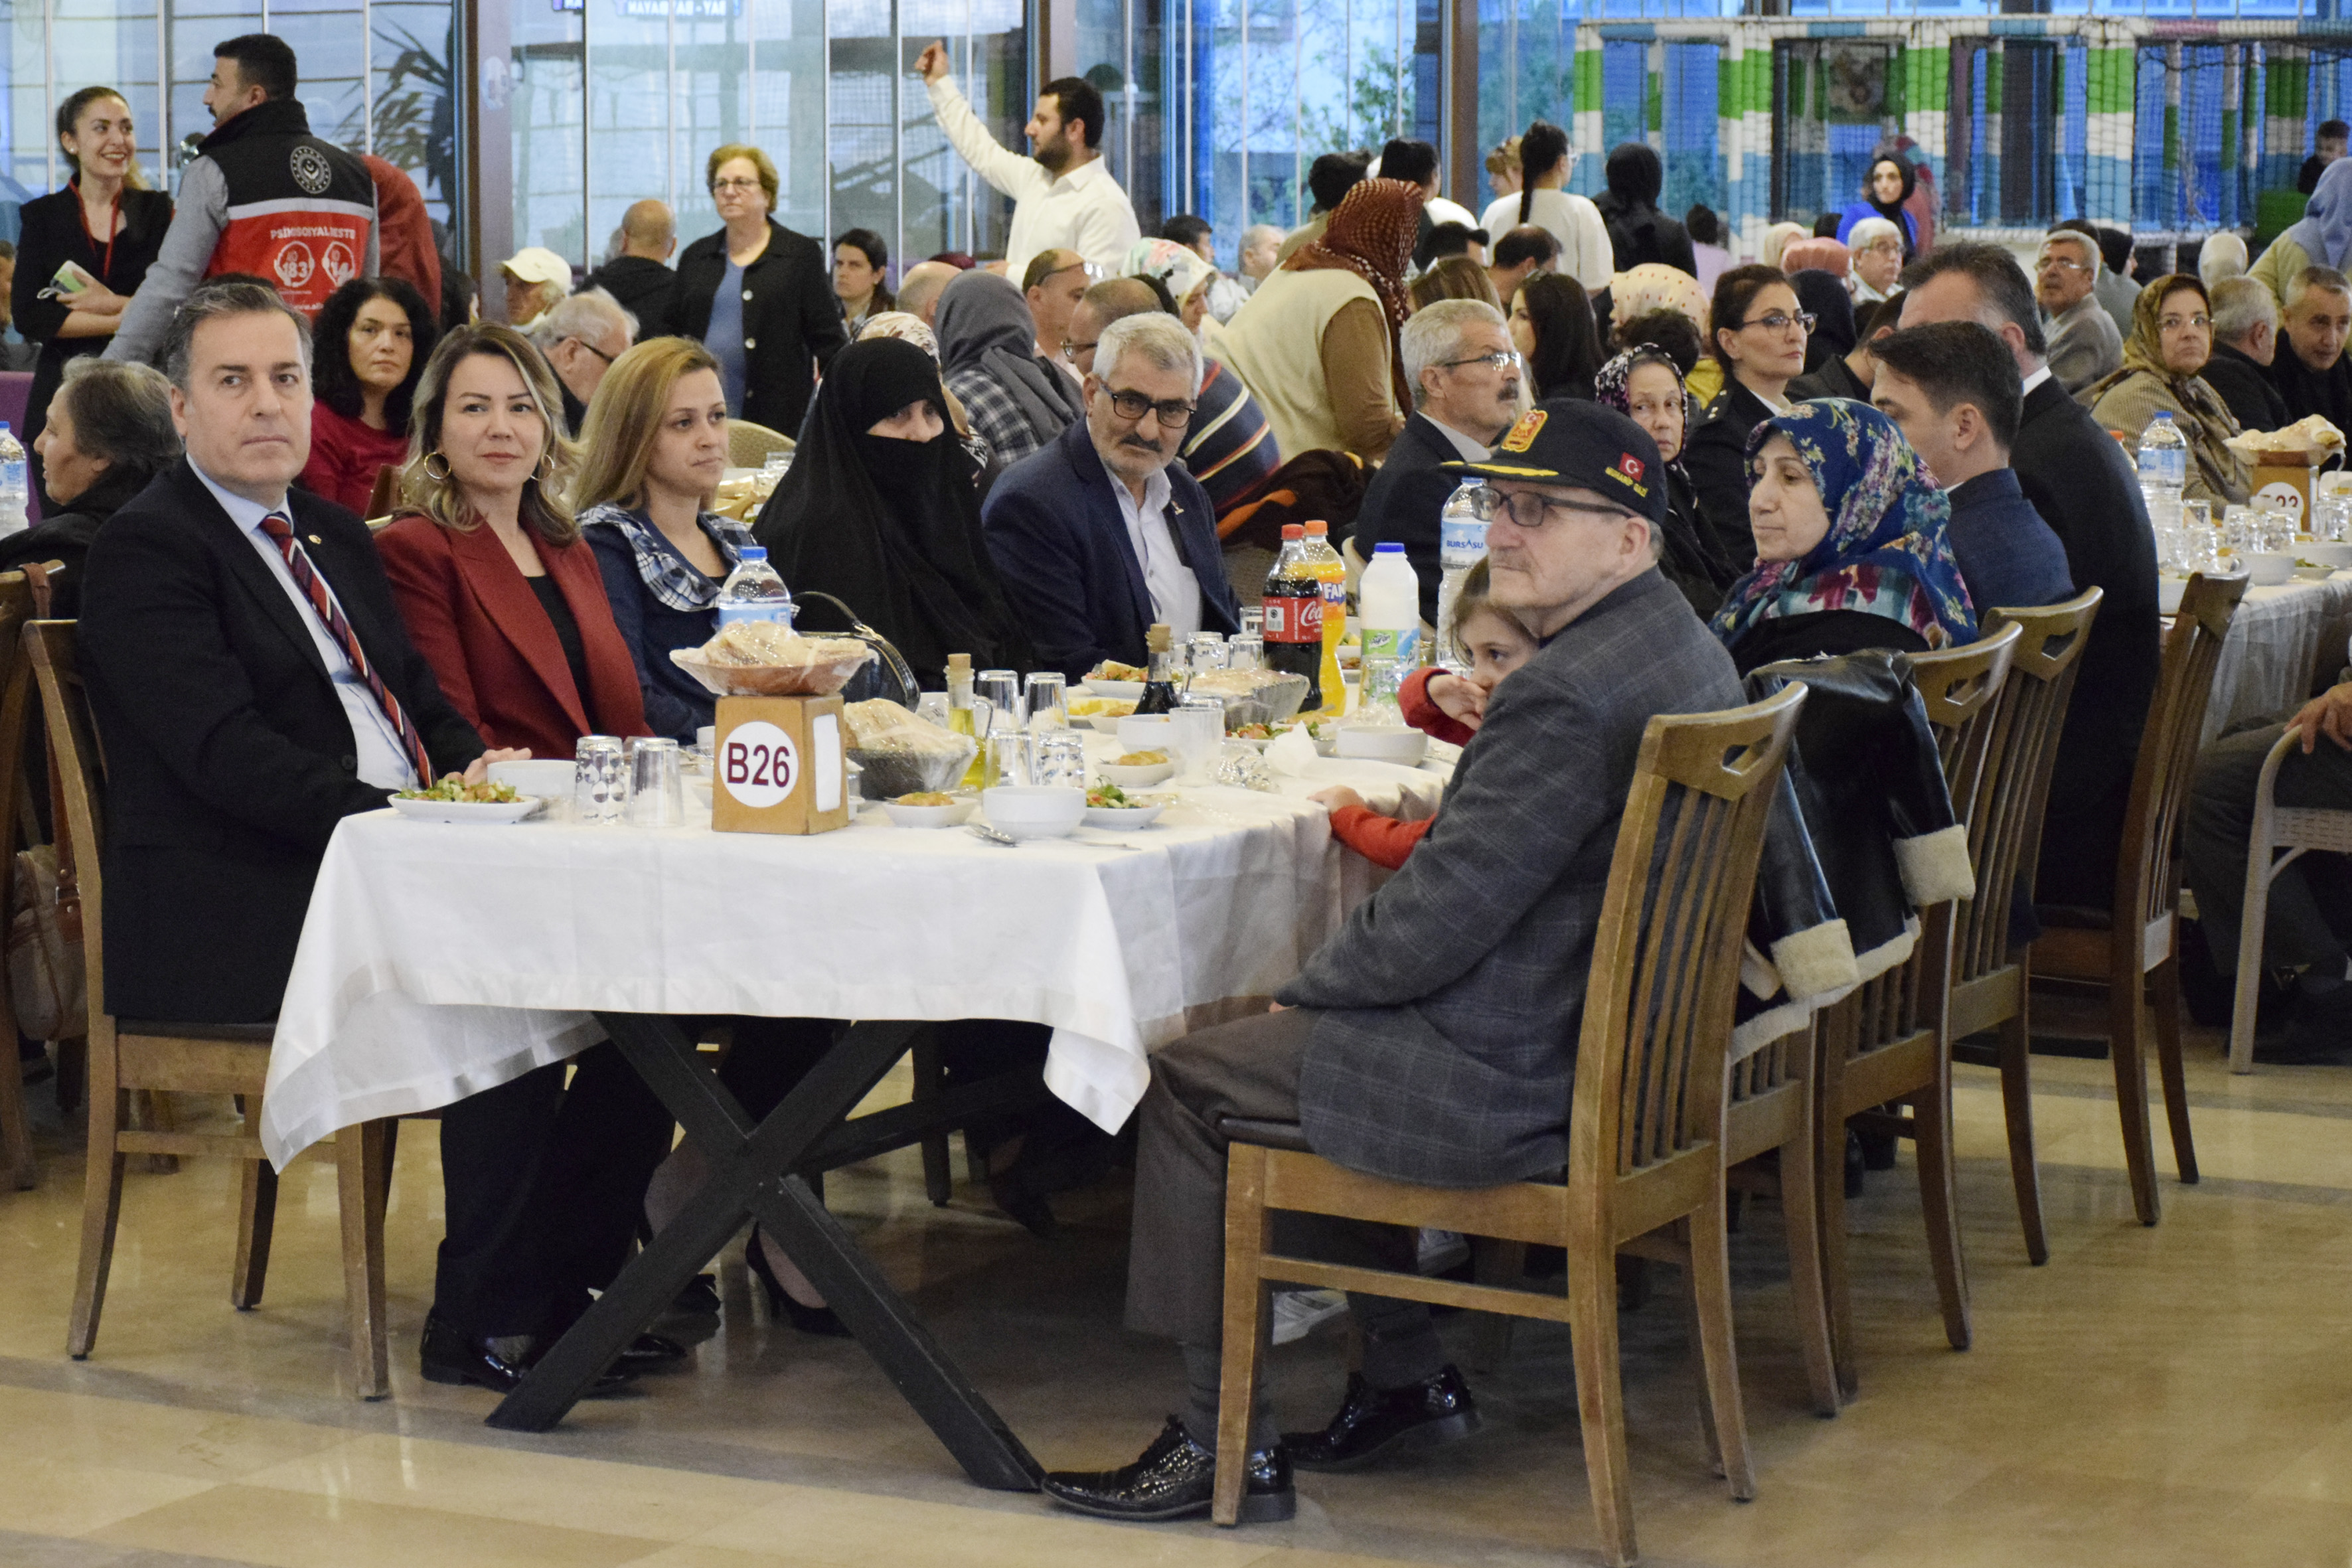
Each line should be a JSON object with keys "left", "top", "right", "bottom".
{"left": 424, "top": 451, "right": 452, "bottom": 481}
{"left": 533, "top": 451, "right": 555, "bottom": 483}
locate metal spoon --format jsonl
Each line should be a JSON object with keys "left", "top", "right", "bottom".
{"left": 966, "top": 823, "right": 1020, "bottom": 848}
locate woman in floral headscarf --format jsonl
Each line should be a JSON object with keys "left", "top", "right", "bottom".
{"left": 1711, "top": 398, "right": 1978, "bottom": 675}
{"left": 1214, "top": 177, "right": 1421, "bottom": 461}
{"left": 2084, "top": 273, "right": 2251, "bottom": 507}
{"left": 1595, "top": 343, "right": 1737, "bottom": 615}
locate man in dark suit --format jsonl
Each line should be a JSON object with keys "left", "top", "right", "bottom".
{"left": 1901, "top": 243, "right": 2159, "bottom": 907}
{"left": 80, "top": 278, "right": 506, "bottom": 1024}
{"left": 583, "top": 198, "right": 678, "bottom": 330}
{"left": 982, "top": 311, "right": 1240, "bottom": 678}
{"left": 2269, "top": 266, "right": 2352, "bottom": 430}
{"left": 1867, "top": 321, "right": 2073, "bottom": 611}
{"left": 1354, "top": 297, "right": 1524, "bottom": 627}
{"left": 1038, "top": 404, "right": 1745, "bottom": 1526}
{"left": 2201, "top": 277, "right": 2290, "bottom": 435}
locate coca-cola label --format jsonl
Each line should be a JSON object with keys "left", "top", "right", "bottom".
{"left": 1263, "top": 591, "right": 1322, "bottom": 643}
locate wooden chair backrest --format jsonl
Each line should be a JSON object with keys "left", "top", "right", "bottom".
{"left": 2118, "top": 573, "right": 2245, "bottom": 932}
{"left": 25, "top": 621, "right": 104, "bottom": 1017}
{"left": 1567, "top": 686, "right": 1805, "bottom": 1196}
{"left": 1960, "top": 588, "right": 2103, "bottom": 982}
{"left": 0, "top": 572, "right": 38, "bottom": 827}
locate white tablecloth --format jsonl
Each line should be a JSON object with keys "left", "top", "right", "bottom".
{"left": 258, "top": 746, "right": 1446, "bottom": 1170}
{"left": 2189, "top": 572, "right": 2352, "bottom": 746}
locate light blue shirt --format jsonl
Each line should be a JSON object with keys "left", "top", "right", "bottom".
{"left": 191, "top": 461, "right": 417, "bottom": 791}
{"left": 705, "top": 256, "right": 749, "bottom": 416}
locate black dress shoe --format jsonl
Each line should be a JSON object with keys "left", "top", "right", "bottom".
{"left": 746, "top": 1228, "right": 852, "bottom": 1337}
{"left": 418, "top": 1312, "right": 633, "bottom": 1396}
{"left": 1042, "top": 1416, "right": 1294, "bottom": 1524}
{"left": 1283, "top": 1366, "right": 1481, "bottom": 1472}
{"left": 668, "top": 1273, "right": 723, "bottom": 1318}
{"left": 617, "top": 1330, "right": 690, "bottom": 1368}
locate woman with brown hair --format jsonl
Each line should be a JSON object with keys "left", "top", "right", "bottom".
{"left": 1213, "top": 177, "right": 1421, "bottom": 461}
{"left": 576, "top": 336, "right": 756, "bottom": 742}
{"left": 374, "top": 323, "right": 647, "bottom": 758}
{"left": 1407, "top": 255, "right": 1502, "bottom": 313}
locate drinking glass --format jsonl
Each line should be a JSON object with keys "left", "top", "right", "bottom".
{"left": 1023, "top": 670, "right": 1069, "bottom": 731}
{"left": 1358, "top": 655, "right": 1404, "bottom": 724}
{"left": 1225, "top": 634, "right": 1265, "bottom": 672}
{"left": 2259, "top": 509, "right": 2297, "bottom": 554}
{"left": 976, "top": 668, "right": 1022, "bottom": 728}
{"left": 627, "top": 738, "right": 685, "bottom": 828}
{"left": 1171, "top": 698, "right": 1227, "bottom": 782}
{"left": 574, "top": 736, "right": 627, "bottom": 826}
{"left": 987, "top": 726, "right": 1034, "bottom": 788}
{"left": 2222, "top": 505, "right": 2256, "bottom": 556}
{"left": 1034, "top": 731, "right": 1087, "bottom": 789}
{"left": 2184, "top": 523, "right": 2225, "bottom": 576}
{"left": 761, "top": 451, "right": 792, "bottom": 482}
{"left": 915, "top": 691, "right": 952, "bottom": 728}
{"left": 1239, "top": 606, "right": 1265, "bottom": 639}
{"left": 1186, "top": 633, "right": 1228, "bottom": 676}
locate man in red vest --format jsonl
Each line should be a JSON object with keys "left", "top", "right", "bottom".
{"left": 106, "top": 33, "right": 377, "bottom": 366}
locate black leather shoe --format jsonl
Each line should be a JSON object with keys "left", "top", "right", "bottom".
{"left": 1283, "top": 1366, "right": 1481, "bottom": 1472}
{"left": 1042, "top": 1416, "right": 1293, "bottom": 1523}
{"left": 746, "top": 1228, "right": 852, "bottom": 1338}
{"left": 617, "top": 1330, "right": 690, "bottom": 1369}
{"left": 418, "top": 1312, "right": 633, "bottom": 1396}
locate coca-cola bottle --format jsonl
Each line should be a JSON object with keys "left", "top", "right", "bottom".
{"left": 1261, "top": 524, "right": 1322, "bottom": 710}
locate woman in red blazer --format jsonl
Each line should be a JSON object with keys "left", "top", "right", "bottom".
{"left": 376, "top": 323, "right": 649, "bottom": 754}
{"left": 372, "top": 323, "right": 676, "bottom": 1393}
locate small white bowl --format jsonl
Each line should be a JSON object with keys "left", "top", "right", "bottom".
{"left": 981, "top": 785, "right": 1087, "bottom": 839}
{"left": 881, "top": 797, "right": 977, "bottom": 828}
{"left": 1085, "top": 679, "right": 1146, "bottom": 702}
{"left": 2304, "top": 541, "right": 2352, "bottom": 569}
{"left": 1099, "top": 759, "right": 1178, "bottom": 787}
{"left": 1334, "top": 725, "right": 1431, "bottom": 765}
{"left": 2247, "top": 551, "right": 2298, "bottom": 586}
{"left": 489, "top": 759, "right": 575, "bottom": 801}
{"left": 1117, "top": 714, "right": 1174, "bottom": 751}
{"left": 1084, "top": 802, "right": 1166, "bottom": 828}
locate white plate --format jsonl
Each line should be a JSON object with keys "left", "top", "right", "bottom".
{"left": 388, "top": 794, "right": 544, "bottom": 824}
{"left": 1084, "top": 802, "right": 1166, "bottom": 828}
{"left": 1083, "top": 679, "right": 1145, "bottom": 702}
{"left": 1099, "top": 760, "right": 1178, "bottom": 787}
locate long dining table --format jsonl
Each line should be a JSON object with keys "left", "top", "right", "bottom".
{"left": 259, "top": 736, "right": 1445, "bottom": 1477}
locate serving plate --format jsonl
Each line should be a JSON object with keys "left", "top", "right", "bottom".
{"left": 389, "top": 795, "right": 544, "bottom": 824}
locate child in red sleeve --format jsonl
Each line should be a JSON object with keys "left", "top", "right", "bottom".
{"left": 1310, "top": 560, "right": 1537, "bottom": 869}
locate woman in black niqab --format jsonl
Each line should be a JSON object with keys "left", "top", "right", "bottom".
{"left": 755, "top": 337, "right": 1031, "bottom": 684}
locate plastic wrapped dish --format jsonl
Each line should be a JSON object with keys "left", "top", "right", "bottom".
{"left": 1184, "top": 668, "right": 1311, "bottom": 730}
{"left": 670, "top": 621, "right": 876, "bottom": 696}
{"left": 842, "top": 697, "right": 978, "bottom": 800}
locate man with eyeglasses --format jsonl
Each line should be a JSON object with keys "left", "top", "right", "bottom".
{"left": 982, "top": 311, "right": 1240, "bottom": 680}
{"left": 1355, "top": 298, "right": 1526, "bottom": 625}
{"left": 1024, "top": 248, "right": 1090, "bottom": 385}
{"left": 2035, "top": 229, "right": 2122, "bottom": 398}
{"left": 527, "top": 287, "right": 635, "bottom": 435}
{"left": 1037, "top": 400, "right": 1744, "bottom": 1526}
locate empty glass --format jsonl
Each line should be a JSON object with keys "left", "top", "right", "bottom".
{"left": 2258, "top": 509, "right": 2297, "bottom": 554}
{"left": 1034, "top": 731, "right": 1087, "bottom": 789}
{"left": 574, "top": 736, "right": 627, "bottom": 826}
{"left": 1239, "top": 606, "right": 1265, "bottom": 639}
{"left": 976, "top": 668, "right": 1022, "bottom": 728}
{"left": 2319, "top": 494, "right": 2352, "bottom": 544}
{"left": 627, "top": 738, "right": 685, "bottom": 827}
{"left": 1170, "top": 697, "right": 1227, "bottom": 782}
{"left": 1023, "top": 670, "right": 1069, "bottom": 731}
{"left": 2222, "top": 505, "right": 2257, "bottom": 556}
{"left": 1225, "top": 634, "right": 1265, "bottom": 672}
{"left": 1186, "top": 633, "right": 1228, "bottom": 675}
{"left": 2183, "top": 522, "right": 2225, "bottom": 576}
{"left": 1358, "top": 655, "right": 1404, "bottom": 724}
{"left": 915, "top": 691, "right": 952, "bottom": 728}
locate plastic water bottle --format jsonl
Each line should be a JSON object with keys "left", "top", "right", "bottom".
{"left": 714, "top": 546, "right": 795, "bottom": 628}
{"left": 1435, "top": 481, "right": 1490, "bottom": 672}
{"left": 0, "top": 424, "right": 28, "bottom": 538}
{"left": 1358, "top": 541, "right": 1422, "bottom": 678}
{"left": 2137, "top": 412, "right": 2187, "bottom": 533}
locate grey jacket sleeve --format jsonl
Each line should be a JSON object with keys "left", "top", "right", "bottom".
{"left": 105, "top": 158, "right": 229, "bottom": 365}
{"left": 1280, "top": 663, "right": 1619, "bottom": 1009}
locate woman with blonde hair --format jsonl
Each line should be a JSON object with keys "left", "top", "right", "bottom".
{"left": 576, "top": 336, "right": 757, "bottom": 742}
{"left": 1409, "top": 255, "right": 1502, "bottom": 312}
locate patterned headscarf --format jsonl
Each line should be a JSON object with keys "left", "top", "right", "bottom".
{"left": 1286, "top": 177, "right": 1423, "bottom": 408}
{"left": 1123, "top": 237, "right": 1214, "bottom": 305}
{"left": 856, "top": 310, "right": 939, "bottom": 360}
{"left": 1594, "top": 345, "right": 1699, "bottom": 462}
{"left": 1778, "top": 237, "right": 1851, "bottom": 279}
{"left": 1609, "top": 263, "right": 1710, "bottom": 335}
{"left": 1709, "top": 398, "right": 1978, "bottom": 653}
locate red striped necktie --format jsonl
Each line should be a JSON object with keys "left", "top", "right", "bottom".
{"left": 257, "top": 512, "right": 435, "bottom": 786}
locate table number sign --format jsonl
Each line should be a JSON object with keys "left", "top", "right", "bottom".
{"left": 711, "top": 694, "right": 850, "bottom": 835}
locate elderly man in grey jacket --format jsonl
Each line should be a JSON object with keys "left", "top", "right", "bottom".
{"left": 1040, "top": 402, "right": 1747, "bottom": 1526}
{"left": 2036, "top": 228, "right": 2124, "bottom": 398}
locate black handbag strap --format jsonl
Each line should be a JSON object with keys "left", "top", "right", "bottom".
{"left": 796, "top": 590, "right": 920, "bottom": 705}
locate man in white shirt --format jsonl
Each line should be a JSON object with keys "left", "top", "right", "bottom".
{"left": 916, "top": 43, "right": 1141, "bottom": 279}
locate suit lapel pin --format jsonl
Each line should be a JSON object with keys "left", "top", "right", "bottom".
{"left": 307, "top": 534, "right": 323, "bottom": 544}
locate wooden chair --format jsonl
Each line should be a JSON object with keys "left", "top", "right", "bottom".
{"left": 726, "top": 420, "right": 795, "bottom": 469}
{"left": 1213, "top": 686, "right": 1807, "bottom": 1567}
{"left": 1808, "top": 625, "right": 2017, "bottom": 1401}
{"left": 28, "top": 621, "right": 394, "bottom": 1397}
{"left": 2225, "top": 724, "right": 2352, "bottom": 1073}
{"left": 1945, "top": 590, "right": 2103, "bottom": 1264}
{"left": 1721, "top": 1020, "right": 1838, "bottom": 1417}
{"left": 0, "top": 572, "right": 45, "bottom": 1190}
{"left": 2030, "top": 572, "right": 2246, "bottom": 1227}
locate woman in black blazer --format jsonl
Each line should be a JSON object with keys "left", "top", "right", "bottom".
{"left": 13, "top": 86, "right": 171, "bottom": 508}
{"left": 1684, "top": 264, "right": 1811, "bottom": 567}
{"left": 665, "top": 143, "right": 845, "bottom": 435}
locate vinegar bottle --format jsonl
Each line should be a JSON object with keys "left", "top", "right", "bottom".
{"left": 947, "top": 652, "right": 986, "bottom": 789}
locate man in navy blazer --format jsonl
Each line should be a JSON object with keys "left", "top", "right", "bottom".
{"left": 982, "top": 311, "right": 1239, "bottom": 679}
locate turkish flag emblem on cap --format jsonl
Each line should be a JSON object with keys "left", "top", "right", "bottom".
{"left": 1620, "top": 453, "right": 1645, "bottom": 484}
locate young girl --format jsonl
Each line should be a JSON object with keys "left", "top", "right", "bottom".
{"left": 1310, "top": 559, "right": 1539, "bottom": 870}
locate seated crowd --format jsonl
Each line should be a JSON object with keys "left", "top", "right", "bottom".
{"left": 33, "top": 65, "right": 2352, "bottom": 1531}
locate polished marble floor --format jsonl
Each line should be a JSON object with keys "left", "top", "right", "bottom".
{"left": 3, "top": 1022, "right": 2351, "bottom": 1568}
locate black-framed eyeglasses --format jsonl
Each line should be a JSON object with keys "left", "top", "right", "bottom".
{"left": 1437, "top": 349, "right": 1524, "bottom": 374}
{"left": 1488, "top": 489, "right": 1637, "bottom": 532}
{"left": 1739, "top": 311, "right": 1816, "bottom": 336}
{"left": 1104, "top": 387, "right": 1196, "bottom": 428}
{"left": 1060, "top": 338, "right": 1099, "bottom": 362}
{"left": 564, "top": 336, "right": 617, "bottom": 366}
